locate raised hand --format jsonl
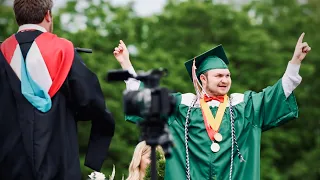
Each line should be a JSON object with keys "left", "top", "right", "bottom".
{"left": 291, "top": 32, "right": 311, "bottom": 64}
{"left": 113, "top": 40, "right": 132, "bottom": 69}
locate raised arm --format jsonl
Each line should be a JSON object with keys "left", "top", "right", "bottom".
{"left": 282, "top": 32, "right": 311, "bottom": 97}
{"left": 113, "top": 40, "right": 140, "bottom": 91}
{"left": 244, "top": 33, "right": 311, "bottom": 131}
{"left": 113, "top": 40, "right": 144, "bottom": 123}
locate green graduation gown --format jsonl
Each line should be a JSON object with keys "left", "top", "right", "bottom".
{"left": 126, "top": 75, "right": 299, "bottom": 180}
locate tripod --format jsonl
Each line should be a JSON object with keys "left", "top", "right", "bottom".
{"left": 140, "top": 117, "right": 172, "bottom": 180}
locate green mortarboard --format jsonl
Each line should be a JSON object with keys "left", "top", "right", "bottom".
{"left": 184, "top": 45, "right": 229, "bottom": 81}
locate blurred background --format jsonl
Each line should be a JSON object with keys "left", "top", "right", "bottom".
{"left": 0, "top": 0, "right": 319, "bottom": 179}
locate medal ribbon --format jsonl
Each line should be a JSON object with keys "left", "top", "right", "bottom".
{"left": 200, "top": 95, "right": 228, "bottom": 140}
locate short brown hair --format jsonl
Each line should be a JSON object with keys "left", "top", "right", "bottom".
{"left": 13, "top": 0, "right": 53, "bottom": 26}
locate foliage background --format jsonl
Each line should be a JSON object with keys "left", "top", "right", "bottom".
{"left": 0, "top": 0, "right": 319, "bottom": 179}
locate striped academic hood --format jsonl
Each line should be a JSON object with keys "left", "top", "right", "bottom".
{"left": 0, "top": 32, "right": 74, "bottom": 112}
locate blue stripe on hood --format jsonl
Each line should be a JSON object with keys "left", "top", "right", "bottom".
{"left": 20, "top": 50, "right": 51, "bottom": 112}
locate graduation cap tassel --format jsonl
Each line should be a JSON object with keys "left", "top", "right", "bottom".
{"left": 192, "top": 58, "right": 203, "bottom": 98}
{"left": 195, "top": 72, "right": 207, "bottom": 97}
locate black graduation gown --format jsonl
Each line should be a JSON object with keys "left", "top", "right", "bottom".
{"left": 0, "top": 30, "right": 115, "bottom": 180}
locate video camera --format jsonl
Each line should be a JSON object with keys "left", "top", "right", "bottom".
{"left": 107, "top": 68, "right": 176, "bottom": 156}
{"left": 107, "top": 68, "right": 175, "bottom": 117}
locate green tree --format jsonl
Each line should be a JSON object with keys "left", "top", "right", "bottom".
{"left": 1, "top": 0, "right": 319, "bottom": 179}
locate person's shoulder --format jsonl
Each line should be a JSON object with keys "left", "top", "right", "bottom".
{"left": 1, "top": 34, "right": 16, "bottom": 45}
{"left": 230, "top": 93, "right": 244, "bottom": 106}
{"left": 37, "top": 32, "right": 74, "bottom": 49}
{"left": 0, "top": 34, "right": 17, "bottom": 52}
{"left": 179, "top": 93, "right": 197, "bottom": 106}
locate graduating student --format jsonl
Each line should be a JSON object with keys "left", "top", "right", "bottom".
{"left": 113, "top": 33, "right": 310, "bottom": 180}
{"left": 0, "top": 0, "right": 115, "bottom": 179}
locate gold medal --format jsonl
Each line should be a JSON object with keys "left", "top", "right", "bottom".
{"left": 211, "top": 142, "right": 220, "bottom": 152}
{"left": 214, "top": 133, "right": 223, "bottom": 142}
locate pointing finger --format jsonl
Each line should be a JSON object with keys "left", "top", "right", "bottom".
{"left": 297, "top": 32, "right": 305, "bottom": 44}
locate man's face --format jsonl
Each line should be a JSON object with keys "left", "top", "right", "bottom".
{"left": 200, "top": 69, "right": 231, "bottom": 96}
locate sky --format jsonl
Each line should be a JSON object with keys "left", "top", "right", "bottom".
{"left": 54, "top": 0, "right": 167, "bottom": 16}
{"left": 52, "top": 0, "right": 252, "bottom": 16}
{"left": 110, "top": 0, "right": 167, "bottom": 16}
{"left": 51, "top": 0, "right": 250, "bottom": 33}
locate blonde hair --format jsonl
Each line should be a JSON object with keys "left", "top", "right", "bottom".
{"left": 127, "top": 141, "right": 151, "bottom": 180}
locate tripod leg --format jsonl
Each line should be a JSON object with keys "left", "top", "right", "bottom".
{"left": 151, "top": 145, "right": 157, "bottom": 180}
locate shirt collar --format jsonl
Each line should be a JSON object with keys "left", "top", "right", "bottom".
{"left": 18, "top": 24, "right": 47, "bottom": 32}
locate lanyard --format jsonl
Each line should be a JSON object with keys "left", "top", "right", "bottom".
{"left": 200, "top": 95, "right": 228, "bottom": 140}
